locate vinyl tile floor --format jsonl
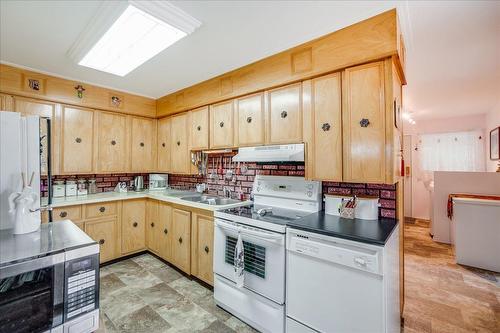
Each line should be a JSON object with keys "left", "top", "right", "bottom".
{"left": 96, "top": 254, "right": 257, "bottom": 333}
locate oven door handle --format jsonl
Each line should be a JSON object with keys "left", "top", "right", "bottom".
{"left": 0, "top": 252, "right": 65, "bottom": 279}
{"left": 215, "top": 220, "right": 283, "bottom": 243}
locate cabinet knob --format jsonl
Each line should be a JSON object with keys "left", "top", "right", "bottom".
{"left": 140, "top": 142, "right": 145, "bottom": 147}
{"left": 281, "top": 111, "right": 288, "bottom": 118}
{"left": 150, "top": 222, "right": 155, "bottom": 227}
{"left": 204, "top": 246, "right": 209, "bottom": 253}
{"left": 197, "top": 125, "right": 202, "bottom": 131}
{"left": 177, "top": 141, "right": 181, "bottom": 146}
{"left": 133, "top": 222, "right": 138, "bottom": 227}
{"left": 360, "top": 118, "right": 370, "bottom": 127}
{"left": 219, "top": 121, "right": 224, "bottom": 128}
{"left": 99, "top": 206, "right": 106, "bottom": 213}
{"left": 321, "top": 123, "right": 331, "bottom": 131}
{"left": 59, "top": 211, "right": 67, "bottom": 218}
{"left": 99, "top": 239, "right": 105, "bottom": 245}
{"left": 246, "top": 116, "right": 252, "bottom": 123}
{"left": 75, "top": 137, "right": 82, "bottom": 143}
{"left": 178, "top": 237, "right": 183, "bottom": 244}
{"left": 162, "top": 142, "right": 166, "bottom": 147}
{"left": 164, "top": 228, "right": 168, "bottom": 235}
{"left": 111, "top": 140, "right": 116, "bottom": 145}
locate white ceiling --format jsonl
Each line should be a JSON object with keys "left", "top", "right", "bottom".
{"left": 1, "top": 1, "right": 499, "bottom": 120}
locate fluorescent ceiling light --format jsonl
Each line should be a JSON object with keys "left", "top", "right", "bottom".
{"left": 72, "top": 1, "right": 201, "bottom": 76}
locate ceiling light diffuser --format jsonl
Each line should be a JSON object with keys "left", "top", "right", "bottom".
{"left": 69, "top": 1, "right": 201, "bottom": 76}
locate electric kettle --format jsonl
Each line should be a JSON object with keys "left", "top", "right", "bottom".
{"left": 134, "top": 176, "right": 145, "bottom": 192}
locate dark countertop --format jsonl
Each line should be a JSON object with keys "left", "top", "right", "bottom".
{"left": 287, "top": 211, "right": 398, "bottom": 246}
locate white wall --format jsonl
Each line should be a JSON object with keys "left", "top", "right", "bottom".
{"left": 485, "top": 101, "right": 500, "bottom": 172}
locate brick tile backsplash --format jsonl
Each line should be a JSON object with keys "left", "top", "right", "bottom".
{"left": 41, "top": 154, "right": 397, "bottom": 220}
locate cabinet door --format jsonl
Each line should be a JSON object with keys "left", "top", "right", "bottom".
{"left": 157, "top": 117, "right": 171, "bottom": 172}
{"left": 158, "top": 203, "right": 172, "bottom": 262}
{"left": 172, "top": 208, "right": 191, "bottom": 274}
{"left": 146, "top": 200, "right": 160, "bottom": 254}
{"left": 61, "top": 106, "right": 94, "bottom": 174}
{"left": 96, "top": 111, "right": 128, "bottom": 172}
{"left": 130, "top": 117, "right": 156, "bottom": 172}
{"left": 235, "top": 93, "right": 265, "bottom": 147}
{"left": 14, "top": 96, "right": 59, "bottom": 174}
{"left": 121, "top": 199, "right": 146, "bottom": 254}
{"left": 0, "top": 93, "right": 14, "bottom": 111}
{"left": 170, "top": 113, "right": 190, "bottom": 174}
{"left": 196, "top": 214, "right": 214, "bottom": 285}
{"left": 311, "top": 73, "right": 343, "bottom": 181}
{"left": 343, "top": 62, "right": 386, "bottom": 183}
{"left": 210, "top": 100, "right": 234, "bottom": 148}
{"left": 85, "top": 218, "right": 117, "bottom": 263}
{"left": 189, "top": 106, "right": 209, "bottom": 150}
{"left": 267, "top": 83, "right": 302, "bottom": 144}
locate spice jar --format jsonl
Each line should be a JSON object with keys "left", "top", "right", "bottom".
{"left": 77, "top": 179, "right": 88, "bottom": 196}
{"left": 88, "top": 179, "right": 97, "bottom": 194}
{"left": 53, "top": 180, "right": 65, "bottom": 198}
{"left": 65, "top": 180, "right": 77, "bottom": 197}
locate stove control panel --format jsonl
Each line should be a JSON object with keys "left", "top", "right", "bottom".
{"left": 253, "top": 175, "right": 321, "bottom": 201}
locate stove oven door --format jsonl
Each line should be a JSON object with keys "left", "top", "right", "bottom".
{"left": 214, "top": 218, "right": 285, "bottom": 304}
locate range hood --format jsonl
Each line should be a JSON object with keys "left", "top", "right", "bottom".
{"left": 232, "top": 144, "right": 304, "bottom": 162}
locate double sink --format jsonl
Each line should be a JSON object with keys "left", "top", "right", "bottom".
{"left": 160, "top": 189, "right": 241, "bottom": 206}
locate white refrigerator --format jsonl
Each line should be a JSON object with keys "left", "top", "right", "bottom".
{"left": 0, "top": 111, "right": 51, "bottom": 231}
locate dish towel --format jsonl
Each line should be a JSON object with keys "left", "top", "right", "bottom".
{"left": 234, "top": 232, "right": 245, "bottom": 288}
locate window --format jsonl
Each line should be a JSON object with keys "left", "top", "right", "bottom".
{"left": 419, "top": 131, "right": 485, "bottom": 172}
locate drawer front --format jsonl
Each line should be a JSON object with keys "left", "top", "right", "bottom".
{"left": 85, "top": 202, "right": 117, "bottom": 219}
{"left": 53, "top": 205, "right": 82, "bottom": 221}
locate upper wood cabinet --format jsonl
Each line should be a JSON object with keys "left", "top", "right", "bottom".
{"left": 309, "top": 73, "right": 343, "bottom": 181}
{"left": 121, "top": 199, "right": 146, "bottom": 254}
{"left": 0, "top": 93, "right": 14, "bottom": 111}
{"left": 189, "top": 106, "right": 209, "bottom": 150}
{"left": 130, "top": 116, "right": 156, "bottom": 172}
{"left": 158, "top": 202, "right": 173, "bottom": 262}
{"left": 235, "top": 93, "right": 265, "bottom": 147}
{"left": 157, "top": 117, "right": 171, "bottom": 172}
{"left": 267, "top": 83, "right": 302, "bottom": 144}
{"left": 95, "top": 111, "right": 128, "bottom": 173}
{"left": 170, "top": 113, "right": 190, "bottom": 174}
{"left": 61, "top": 105, "right": 94, "bottom": 174}
{"left": 210, "top": 100, "right": 234, "bottom": 148}
{"left": 171, "top": 208, "right": 191, "bottom": 274}
{"left": 342, "top": 62, "right": 386, "bottom": 183}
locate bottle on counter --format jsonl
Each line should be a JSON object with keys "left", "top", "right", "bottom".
{"left": 65, "top": 180, "right": 77, "bottom": 197}
{"left": 88, "top": 179, "right": 97, "bottom": 194}
{"left": 77, "top": 179, "right": 88, "bottom": 196}
{"left": 53, "top": 180, "right": 65, "bottom": 198}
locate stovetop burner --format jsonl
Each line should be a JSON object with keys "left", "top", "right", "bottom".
{"left": 221, "top": 205, "right": 310, "bottom": 225}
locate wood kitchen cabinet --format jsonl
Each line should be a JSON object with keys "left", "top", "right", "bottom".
{"left": 146, "top": 200, "right": 160, "bottom": 254}
{"left": 61, "top": 105, "right": 94, "bottom": 174}
{"left": 121, "top": 199, "right": 146, "bottom": 254}
{"left": 158, "top": 202, "right": 173, "bottom": 262}
{"left": 308, "top": 73, "right": 343, "bottom": 181}
{"left": 157, "top": 116, "right": 171, "bottom": 172}
{"left": 210, "top": 100, "right": 234, "bottom": 148}
{"left": 85, "top": 218, "right": 118, "bottom": 263}
{"left": 191, "top": 212, "right": 214, "bottom": 285}
{"left": 51, "top": 205, "right": 82, "bottom": 222}
{"left": 170, "top": 113, "right": 190, "bottom": 174}
{"left": 130, "top": 116, "right": 156, "bottom": 172}
{"left": 171, "top": 208, "right": 191, "bottom": 274}
{"left": 189, "top": 106, "right": 209, "bottom": 150}
{"left": 267, "top": 83, "right": 302, "bottom": 144}
{"left": 0, "top": 93, "right": 14, "bottom": 111}
{"left": 342, "top": 62, "right": 386, "bottom": 183}
{"left": 235, "top": 92, "right": 265, "bottom": 147}
{"left": 95, "top": 111, "right": 128, "bottom": 173}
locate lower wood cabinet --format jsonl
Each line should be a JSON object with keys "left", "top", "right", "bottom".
{"left": 146, "top": 200, "right": 160, "bottom": 254}
{"left": 171, "top": 208, "right": 191, "bottom": 274}
{"left": 158, "top": 203, "right": 173, "bottom": 262}
{"left": 85, "top": 218, "right": 117, "bottom": 263}
{"left": 191, "top": 212, "right": 214, "bottom": 285}
{"left": 121, "top": 199, "right": 146, "bottom": 254}
{"left": 52, "top": 205, "right": 82, "bottom": 222}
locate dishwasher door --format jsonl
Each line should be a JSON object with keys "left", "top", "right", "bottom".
{"left": 286, "top": 228, "right": 384, "bottom": 333}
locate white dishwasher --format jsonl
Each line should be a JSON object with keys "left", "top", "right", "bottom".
{"left": 286, "top": 227, "right": 400, "bottom": 333}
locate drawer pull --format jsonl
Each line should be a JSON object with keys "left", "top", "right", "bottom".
{"left": 219, "top": 121, "right": 224, "bottom": 128}
{"left": 178, "top": 237, "right": 183, "bottom": 244}
{"left": 360, "top": 118, "right": 370, "bottom": 127}
{"left": 246, "top": 116, "right": 252, "bottom": 123}
{"left": 321, "top": 123, "right": 331, "bottom": 131}
{"left": 197, "top": 125, "right": 202, "bottom": 131}
{"left": 133, "top": 222, "right": 138, "bottom": 227}
{"left": 99, "top": 206, "right": 106, "bottom": 213}
{"left": 162, "top": 142, "right": 166, "bottom": 147}
{"left": 163, "top": 228, "right": 168, "bottom": 235}
{"left": 75, "top": 137, "right": 82, "bottom": 143}
{"left": 177, "top": 141, "right": 181, "bottom": 146}
{"left": 140, "top": 142, "right": 145, "bottom": 147}
{"left": 59, "top": 211, "right": 67, "bottom": 218}
{"left": 99, "top": 239, "right": 105, "bottom": 245}
{"left": 151, "top": 222, "right": 155, "bottom": 227}
{"left": 111, "top": 140, "right": 116, "bottom": 146}
{"left": 204, "top": 246, "right": 209, "bottom": 253}
{"left": 281, "top": 111, "right": 287, "bottom": 118}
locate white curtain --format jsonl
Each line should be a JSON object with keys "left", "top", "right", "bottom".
{"left": 419, "top": 130, "right": 486, "bottom": 172}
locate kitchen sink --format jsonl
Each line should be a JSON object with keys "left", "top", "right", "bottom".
{"left": 180, "top": 195, "right": 241, "bottom": 206}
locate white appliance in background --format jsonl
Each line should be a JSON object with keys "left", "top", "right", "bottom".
{"left": 149, "top": 173, "right": 168, "bottom": 191}
{"left": 286, "top": 227, "right": 400, "bottom": 333}
{"left": 0, "top": 112, "right": 43, "bottom": 232}
{"left": 214, "top": 176, "right": 322, "bottom": 333}
{"left": 232, "top": 143, "right": 304, "bottom": 162}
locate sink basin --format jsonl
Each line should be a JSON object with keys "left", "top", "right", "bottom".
{"left": 180, "top": 195, "right": 240, "bottom": 206}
